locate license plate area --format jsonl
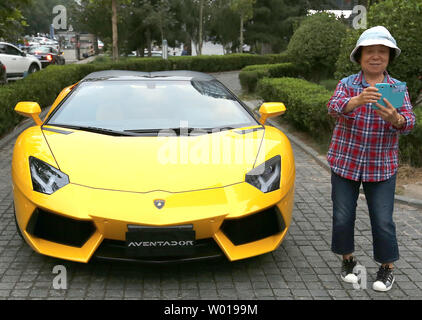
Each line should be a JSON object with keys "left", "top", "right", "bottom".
{"left": 125, "top": 225, "right": 195, "bottom": 257}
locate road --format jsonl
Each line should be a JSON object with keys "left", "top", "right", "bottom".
{"left": 0, "top": 71, "right": 421, "bottom": 300}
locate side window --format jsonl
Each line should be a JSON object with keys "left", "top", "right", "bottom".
{"left": 0, "top": 45, "right": 6, "bottom": 54}
{"left": 6, "top": 45, "right": 21, "bottom": 56}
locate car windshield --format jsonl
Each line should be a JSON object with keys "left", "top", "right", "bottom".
{"left": 29, "top": 46, "right": 50, "bottom": 54}
{"left": 46, "top": 79, "right": 258, "bottom": 131}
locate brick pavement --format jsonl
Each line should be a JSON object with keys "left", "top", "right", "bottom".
{"left": 0, "top": 71, "right": 421, "bottom": 300}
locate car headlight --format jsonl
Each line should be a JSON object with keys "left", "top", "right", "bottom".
{"left": 29, "top": 156, "right": 69, "bottom": 195}
{"left": 245, "top": 155, "right": 281, "bottom": 193}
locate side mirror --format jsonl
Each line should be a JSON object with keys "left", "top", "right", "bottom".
{"left": 15, "top": 102, "right": 42, "bottom": 125}
{"left": 258, "top": 102, "right": 286, "bottom": 125}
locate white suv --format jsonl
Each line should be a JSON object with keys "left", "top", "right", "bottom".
{"left": 0, "top": 42, "right": 42, "bottom": 80}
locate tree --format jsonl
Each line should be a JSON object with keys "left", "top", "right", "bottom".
{"left": 230, "top": 0, "right": 256, "bottom": 53}
{"left": 245, "top": 0, "right": 339, "bottom": 54}
{"left": 112, "top": 0, "right": 118, "bottom": 61}
{"left": 0, "top": 0, "right": 31, "bottom": 42}
{"left": 208, "top": 0, "right": 240, "bottom": 53}
{"left": 287, "top": 12, "right": 348, "bottom": 80}
{"left": 198, "top": 0, "right": 204, "bottom": 55}
{"left": 72, "top": 0, "right": 113, "bottom": 54}
{"left": 21, "top": 0, "right": 77, "bottom": 36}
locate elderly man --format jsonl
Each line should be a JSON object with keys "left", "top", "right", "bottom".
{"left": 327, "top": 26, "right": 416, "bottom": 292}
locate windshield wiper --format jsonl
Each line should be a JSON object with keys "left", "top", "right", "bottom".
{"left": 125, "top": 127, "right": 207, "bottom": 136}
{"left": 47, "top": 124, "right": 141, "bottom": 136}
{"left": 125, "top": 126, "right": 239, "bottom": 136}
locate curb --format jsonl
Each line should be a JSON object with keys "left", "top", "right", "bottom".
{"left": 244, "top": 100, "right": 422, "bottom": 209}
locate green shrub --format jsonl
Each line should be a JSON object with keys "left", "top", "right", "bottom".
{"left": 0, "top": 53, "right": 286, "bottom": 138}
{"left": 239, "top": 62, "right": 303, "bottom": 93}
{"left": 335, "top": 0, "right": 422, "bottom": 104}
{"left": 399, "top": 108, "right": 422, "bottom": 167}
{"left": 256, "top": 77, "right": 334, "bottom": 139}
{"left": 286, "top": 12, "right": 348, "bottom": 81}
{"left": 334, "top": 28, "right": 361, "bottom": 80}
{"left": 239, "top": 65, "right": 271, "bottom": 93}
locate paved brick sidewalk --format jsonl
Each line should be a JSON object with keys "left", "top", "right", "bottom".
{"left": 0, "top": 71, "right": 421, "bottom": 300}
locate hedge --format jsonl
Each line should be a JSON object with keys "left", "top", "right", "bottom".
{"left": 399, "top": 107, "right": 422, "bottom": 167}
{"left": 0, "top": 53, "right": 288, "bottom": 138}
{"left": 256, "top": 77, "right": 334, "bottom": 141}
{"left": 256, "top": 77, "right": 422, "bottom": 167}
{"left": 239, "top": 62, "right": 303, "bottom": 93}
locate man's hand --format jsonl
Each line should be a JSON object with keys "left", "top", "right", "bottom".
{"left": 375, "top": 98, "right": 405, "bottom": 128}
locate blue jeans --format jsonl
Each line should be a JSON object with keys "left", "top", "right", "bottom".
{"left": 331, "top": 170, "right": 399, "bottom": 264}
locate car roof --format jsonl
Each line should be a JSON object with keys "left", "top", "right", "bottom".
{"left": 0, "top": 42, "right": 18, "bottom": 47}
{"left": 82, "top": 70, "right": 216, "bottom": 82}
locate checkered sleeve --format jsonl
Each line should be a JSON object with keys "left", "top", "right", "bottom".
{"left": 327, "top": 81, "right": 355, "bottom": 120}
{"left": 391, "top": 89, "right": 416, "bottom": 135}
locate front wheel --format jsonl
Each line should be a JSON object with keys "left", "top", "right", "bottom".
{"left": 28, "top": 63, "right": 40, "bottom": 74}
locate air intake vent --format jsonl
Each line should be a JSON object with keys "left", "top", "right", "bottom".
{"left": 26, "top": 209, "right": 95, "bottom": 247}
{"left": 221, "top": 206, "right": 286, "bottom": 245}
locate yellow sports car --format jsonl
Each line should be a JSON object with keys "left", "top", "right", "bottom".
{"left": 12, "top": 70, "right": 295, "bottom": 263}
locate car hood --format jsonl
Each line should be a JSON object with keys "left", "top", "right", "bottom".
{"left": 42, "top": 126, "right": 265, "bottom": 193}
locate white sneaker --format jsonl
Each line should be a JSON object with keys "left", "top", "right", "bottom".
{"left": 373, "top": 265, "right": 395, "bottom": 292}
{"left": 340, "top": 257, "right": 358, "bottom": 284}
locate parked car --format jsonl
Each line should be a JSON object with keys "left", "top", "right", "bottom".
{"left": 12, "top": 70, "right": 296, "bottom": 263}
{"left": 28, "top": 46, "right": 65, "bottom": 67}
{"left": 0, "top": 42, "right": 41, "bottom": 80}
{"left": 0, "top": 60, "right": 7, "bottom": 85}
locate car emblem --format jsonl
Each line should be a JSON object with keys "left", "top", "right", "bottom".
{"left": 154, "top": 199, "right": 165, "bottom": 209}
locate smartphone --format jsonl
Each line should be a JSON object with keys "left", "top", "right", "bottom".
{"left": 372, "top": 82, "right": 406, "bottom": 109}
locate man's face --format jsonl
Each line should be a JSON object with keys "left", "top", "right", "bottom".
{"left": 360, "top": 45, "right": 390, "bottom": 76}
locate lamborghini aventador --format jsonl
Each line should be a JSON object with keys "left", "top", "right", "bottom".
{"left": 12, "top": 70, "right": 295, "bottom": 263}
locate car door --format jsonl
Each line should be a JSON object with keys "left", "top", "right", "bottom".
{"left": 0, "top": 44, "right": 14, "bottom": 75}
{"left": 5, "top": 44, "right": 27, "bottom": 75}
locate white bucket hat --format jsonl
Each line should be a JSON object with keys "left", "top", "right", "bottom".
{"left": 350, "top": 26, "right": 401, "bottom": 63}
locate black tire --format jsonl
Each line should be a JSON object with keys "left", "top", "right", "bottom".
{"left": 28, "top": 63, "right": 40, "bottom": 74}
{"left": 13, "top": 203, "right": 24, "bottom": 240}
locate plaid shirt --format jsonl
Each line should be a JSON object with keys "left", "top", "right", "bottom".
{"left": 327, "top": 71, "right": 416, "bottom": 182}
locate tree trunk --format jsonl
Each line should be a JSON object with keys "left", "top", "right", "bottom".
{"left": 187, "top": 36, "right": 192, "bottom": 55}
{"left": 239, "top": 16, "right": 244, "bottom": 53}
{"left": 111, "top": 0, "right": 118, "bottom": 62}
{"left": 93, "top": 35, "right": 99, "bottom": 55}
{"left": 146, "top": 29, "right": 152, "bottom": 57}
{"left": 198, "top": 0, "right": 204, "bottom": 55}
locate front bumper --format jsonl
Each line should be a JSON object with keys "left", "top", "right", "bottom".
{"left": 13, "top": 179, "right": 295, "bottom": 263}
